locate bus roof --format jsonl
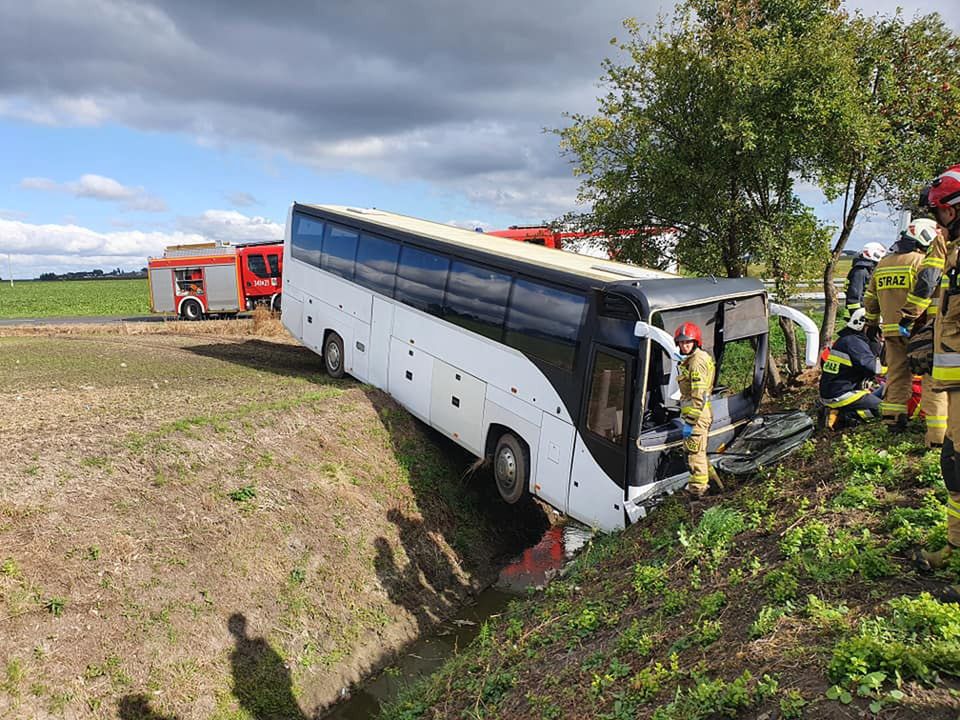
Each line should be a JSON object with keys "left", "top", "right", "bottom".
{"left": 299, "top": 204, "right": 677, "bottom": 284}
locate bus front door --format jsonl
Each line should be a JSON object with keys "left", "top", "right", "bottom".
{"left": 568, "top": 345, "right": 634, "bottom": 528}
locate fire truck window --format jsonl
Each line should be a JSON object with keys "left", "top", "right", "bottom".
{"left": 505, "top": 279, "right": 586, "bottom": 371}
{"left": 442, "top": 261, "right": 510, "bottom": 341}
{"left": 395, "top": 245, "right": 450, "bottom": 316}
{"left": 291, "top": 213, "right": 324, "bottom": 267}
{"left": 267, "top": 254, "right": 281, "bottom": 278}
{"left": 586, "top": 351, "right": 627, "bottom": 444}
{"left": 247, "top": 254, "right": 270, "bottom": 278}
{"left": 356, "top": 234, "right": 400, "bottom": 296}
{"left": 322, "top": 224, "right": 359, "bottom": 280}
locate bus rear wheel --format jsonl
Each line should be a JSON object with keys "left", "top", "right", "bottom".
{"left": 323, "top": 332, "right": 345, "bottom": 378}
{"left": 180, "top": 299, "right": 203, "bottom": 321}
{"left": 494, "top": 433, "right": 528, "bottom": 504}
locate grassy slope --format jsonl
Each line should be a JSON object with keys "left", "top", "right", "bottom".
{"left": 0, "top": 279, "right": 149, "bottom": 318}
{"left": 384, "top": 415, "right": 960, "bottom": 719}
{"left": 0, "top": 320, "right": 542, "bottom": 719}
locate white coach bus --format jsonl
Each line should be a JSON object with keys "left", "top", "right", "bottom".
{"left": 281, "top": 204, "right": 815, "bottom": 532}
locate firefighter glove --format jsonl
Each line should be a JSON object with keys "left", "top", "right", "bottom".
{"left": 682, "top": 423, "right": 694, "bottom": 439}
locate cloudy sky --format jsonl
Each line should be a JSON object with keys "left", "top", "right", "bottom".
{"left": 0, "top": 0, "right": 956, "bottom": 277}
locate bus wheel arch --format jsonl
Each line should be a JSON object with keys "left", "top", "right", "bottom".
{"left": 322, "top": 330, "right": 345, "bottom": 378}
{"left": 486, "top": 426, "right": 530, "bottom": 504}
{"left": 270, "top": 293, "right": 282, "bottom": 312}
{"left": 179, "top": 298, "right": 204, "bottom": 321}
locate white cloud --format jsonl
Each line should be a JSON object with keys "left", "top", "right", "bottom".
{"left": 19, "top": 173, "right": 168, "bottom": 212}
{"left": 0, "top": 210, "right": 283, "bottom": 277}
{"left": 177, "top": 209, "right": 283, "bottom": 243}
{"left": 0, "top": 208, "right": 28, "bottom": 221}
{"left": 227, "top": 191, "right": 257, "bottom": 207}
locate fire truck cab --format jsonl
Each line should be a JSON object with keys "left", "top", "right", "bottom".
{"left": 148, "top": 241, "right": 283, "bottom": 320}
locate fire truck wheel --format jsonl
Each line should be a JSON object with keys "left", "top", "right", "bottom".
{"left": 323, "top": 332, "right": 345, "bottom": 378}
{"left": 180, "top": 299, "right": 203, "bottom": 321}
{"left": 494, "top": 433, "right": 528, "bottom": 504}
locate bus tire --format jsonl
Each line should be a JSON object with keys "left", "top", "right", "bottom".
{"left": 493, "top": 433, "right": 528, "bottom": 504}
{"left": 271, "top": 293, "right": 282, "bottom": 312}
{"left": 323, "top": 332, "right": 345, "bottom": 378}
{"left": 181, "top": 299, "right": 203, "bottom": 321}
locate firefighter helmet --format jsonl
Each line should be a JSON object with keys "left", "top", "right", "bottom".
{"left": 923, "top": 165, "right": 960, "bottom": 210}
{"left": 901, "top": 217, "right": 940, "bottom": 249}
{"left": 860, "top": 242, "right": 886, "bottom": 262}
{"left": 674, "top": 322, "right": 702, "bottom": 347}
{"left": 846, "top": 307, "right": 867, "bottom": 332}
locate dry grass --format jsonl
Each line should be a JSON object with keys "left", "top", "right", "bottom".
{"left": 0, "top": 325, "right": 521, "bottom": 720}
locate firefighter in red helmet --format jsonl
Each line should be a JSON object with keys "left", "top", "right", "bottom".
{"left": 674, "top": 322, "right": 721, "bottom": 496}
{"left": 916, "top": 164, "right": 960, "bottom": 599}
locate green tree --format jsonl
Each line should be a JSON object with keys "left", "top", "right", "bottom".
{"left": 817, "top": 12, "right": 960, "bottom": 345}
{"left": 559, "top": 0, "right": 856, "bottom": 374}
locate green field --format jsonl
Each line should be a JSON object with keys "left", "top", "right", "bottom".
{"left": 0, "top": 279, "right": 150, "bottom": 318}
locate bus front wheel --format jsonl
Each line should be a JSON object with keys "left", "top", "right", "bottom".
{"left": 180, "top": 299, "right": 203, "bottom": 321}
{"left": 323, "top": 332, "right": 345, "bottom": 378}
{"left": 494, "top": 433, "right": 528, "bottom": 504}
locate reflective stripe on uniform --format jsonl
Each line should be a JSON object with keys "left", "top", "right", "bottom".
{"left": 881, "top": 323, "right": 901, "bottom": 334}
{"left": 905, "top": 293, "right": 932, "bottom": 310}
{"left": 879, "top": 401, "right": 908, "bottom": 413}
{"left": 923, "top": 256, "right": 946, "bottom": 269}
{"left": 933, "top": 353, "right": 960, "bottom": 381}
{"left": 926, "top": 415, "right": 948, "bottom": 429}
{"left": 821, "top": 389, "right": 871, "bottom": 408}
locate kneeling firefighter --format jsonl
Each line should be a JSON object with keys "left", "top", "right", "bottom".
{"left": 674, "top": 322, "right": 722, "bottom": 497}
{"left": 819, "top": 309, "right": 882, "bottom": 427}
{"left": 917, "top": 164, "right": 960, "bottom": 599}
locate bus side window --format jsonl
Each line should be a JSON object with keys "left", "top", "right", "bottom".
{"left": 505, "top": 279, "right": 586, "bottom": 370}
{"left": 586, "top": 351, "right": 628, "bottom": 444}
{"left": 291, "top": 214, "right": 325, "bottom": 267}
{"left": 321, "top": 224, "right": 359, "bottom": 280}
{"left": 395, "top": 245, "right": 450, "bottom": 316}
{"left": 442, "top": 261, "right": 511, "bottom": 341}
{"left": 355, "top": 234, "right": 400, "bottom": 297}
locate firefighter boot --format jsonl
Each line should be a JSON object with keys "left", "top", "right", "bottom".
{"left": 708, "top": 465, "right": 725, "bottom": 493}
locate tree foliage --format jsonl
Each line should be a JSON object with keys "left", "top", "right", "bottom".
{"left": 559, "top": 0, "right": 855, "bottom": 284}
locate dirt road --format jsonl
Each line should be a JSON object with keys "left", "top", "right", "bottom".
{"left": 0, "top": 319, "right": 541, "bottom": 719}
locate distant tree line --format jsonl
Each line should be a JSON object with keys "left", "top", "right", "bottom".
{"left": 36, "top": 268, "right": 147, "bottom": 281}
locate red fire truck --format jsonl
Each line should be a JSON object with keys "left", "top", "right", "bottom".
{"left": 487, "top": 225, "right": 565, "bottom": 249}
{"left": 147, "top": 240, "right": 283, "bottom": 320}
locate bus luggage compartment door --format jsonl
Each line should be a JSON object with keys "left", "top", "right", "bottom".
{"left": 388, "top": 337, "right": 434, "bottom": 423}
{"left": 430, "top": 360, "right": 485, "bottom": 455}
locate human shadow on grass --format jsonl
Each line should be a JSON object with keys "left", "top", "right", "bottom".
{"left": 118, "top": 612, "right": 310, "bottom": 720}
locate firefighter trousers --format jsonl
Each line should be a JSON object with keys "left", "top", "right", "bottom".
{"left": 880, "top": 336, "right": 911, "bottom": 426}
{"left": 684, "top": 408, "right": 714, "bottom": 490}
{"left": 922, "top": 374, "right": 948, "bottom": 447}
{"left": 941, "top": 390, "right": 960, "bottom": 546}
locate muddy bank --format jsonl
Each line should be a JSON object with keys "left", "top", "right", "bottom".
{"left": 0, "top": 326, "right": 546, "bottom": 719}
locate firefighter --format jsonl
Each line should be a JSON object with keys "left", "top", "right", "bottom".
{"left": 863, "top": 217, "right": 945, "bottom": 439}
{"left": 845, "top": 242, "right": 886, "bottom": 317}
{"left": 916, "top": 165, "right": 960, "bottom": 598}
{"left": 818, "top": 308, "right": 882, "bottom": 428}
{"left": 674, "top": 322, "right": 721, "bottom": 497}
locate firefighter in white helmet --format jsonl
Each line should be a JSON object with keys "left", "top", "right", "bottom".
{"left": 845, "top": 242, "right": 886, "bottom": 317}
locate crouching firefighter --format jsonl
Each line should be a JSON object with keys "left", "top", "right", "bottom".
{"left": 819, "top": 309, "right": 882, "bottom": 428}
{"left": 916, "top": 165, "right": 960, "bottom": 600}
{"left": 674, "top": 322, "right": 722, "bottom": 497}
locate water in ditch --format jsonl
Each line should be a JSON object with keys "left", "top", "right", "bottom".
{"left": 321, "top": 522, "right": 593, "bottom": 719}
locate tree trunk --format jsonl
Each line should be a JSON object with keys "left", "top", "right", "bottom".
{"left": 766, "top": 349, "right": 784, "bottom": 397}
{"left": 821, "top": 174, "right": 870, "bottom": 346}
{"left": 779, "top": 316, "right": 802, "bottom": 376}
